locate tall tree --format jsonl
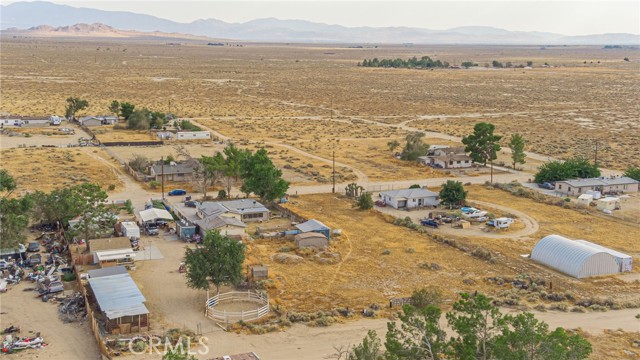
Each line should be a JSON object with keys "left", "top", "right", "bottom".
{"left": 119, "top": 102, "right": 136, "bottom": 120}
{"left": 109, "top": 100, "right": 120, "bottom": 117}
{"left": 534, "top": 157, "right": 600, "bottom": 183}
{"left": 65, "top": 97, "right": 89, "bottom": 120}
{"left": 401, "top": 132, "right": 430, "bottom": 161}
{"left": 240, "top": 148, "right": 289, "bottom": 202}
{"left": 349, "top": 330, "right": 384, "bottom": 360}
{"left": 222, "top": 143, "right": 250, "bottom": 197}
{"left": 184, "top": 230, "right": 245, "bottom": 294}
{"left": 385, "top": 304, "right": 447, "bottom": 360}
{"left": 194, "top": 153, "right": 225, "bottom": 198}
{"left": 0, "top": 169, "right": 17, "bottom": 196}
{"left": 439, "top": 180, "right": 467, "bottom": 209}
{"left": 623, "top": 166, "right": 640, "bottom": 181}
{"left": 462, "top": 123, "right": 502, "bottom": 166}
{"left": 127, "top": 108, "right": 150, "bottom": 130}
{"left": 0, "top": 171, "right": 32, "bottom": 250}
{"left": 508, "top": 133, "right": 526, "bottom": 169}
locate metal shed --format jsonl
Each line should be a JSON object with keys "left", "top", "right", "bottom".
{"left": 88, "top": 273, "right": 149, "bottom": 334}
{"left": 575, "top": 240, "right": 633, "bottom": 272}
{"left": 531, "top": 235, "right": 619, "bottom": 278}
{"left": 295, "top": 219, "right": 330, "bottom": 239}
{"left": 295, "top": 232, "right": 329, "bottom": 249}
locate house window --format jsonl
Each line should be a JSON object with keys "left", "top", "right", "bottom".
{"left": 177, "top": 173, "right": 184, "bottom": 177}
{"left": 456, "top": 161, "right": 461, "bottom": 164}
{"left": 568, "top": 187, "right": 571, "bottom": 192}
{"left": 558, "top": 185, "right": 562, "bottom": 189}
{"left": 449, "top": 160, "right": 453, "bottom": 165}
{"left": 243, "top": 213, "right": 263, "bottom": 219}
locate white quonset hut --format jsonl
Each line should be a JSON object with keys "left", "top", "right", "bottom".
{"left": 575, "top": 240, "right": 633, "bottom": 273}
{"left": 531, "top": 235, "right": 619, "bottom": 278}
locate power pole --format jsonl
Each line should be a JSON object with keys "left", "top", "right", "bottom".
{"left": 161, "top": 156, "right": 165, "bottom": 200}
{"left": 594, "top": 140, "right": 598, "bottom": 166}
{"left": 168, "top": 99, "right": 171, "bottom": 115}
{"left": 332, "top": 151, "right": 336, "bottom": 193}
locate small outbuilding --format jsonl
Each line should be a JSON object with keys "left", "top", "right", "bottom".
{"left": 88, "top": 273, "right": 149, "bottom": 334}
{"left": 120, "top": 221, "right": 140, "bottom": 239}
{"left": 531, "top": 234, "right": 620, "bottom": 278}
{"left": 295, "top": 232, "right": 329, "bottom": 249}
{"left": 295, "top": 219, "right": 330, "bottom": 239}
{"left": 596, "top": 197, "right": 620, "bottom": 211}
{"left": 577, "top": 194, "right": 593, "bottom": 207}
{"left": 248, "top": 265, "right": 269, "bottom": 281}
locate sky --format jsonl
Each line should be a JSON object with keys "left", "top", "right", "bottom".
{"left": 3, "top": 0, "right": 640, "bottom": 35}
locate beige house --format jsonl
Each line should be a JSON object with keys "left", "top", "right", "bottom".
{"left": 294, "top": 232, "right": 329, "bottom": 249}
{"left": 420, "top": 146, "right": 473, "bottom": 169}
{"left": 555, "top": 176, "right": 639, "bottom": 196}
{"left": 149, "top": 162, "right": 195, "bottom": 182}
{"left": 196, "top": 199, "right": 270, "bottom": 223}
{"left": 195, "top": 215, "right": 247, "bottom": 239}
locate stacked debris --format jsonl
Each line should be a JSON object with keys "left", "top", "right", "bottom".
{"left": 57, "top": 292, "right": 86, "bottom": 323}
{"left": 1, "top": 332, "right": 45, "bottom": 354}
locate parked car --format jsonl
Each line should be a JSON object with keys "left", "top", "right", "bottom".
{"left": 538, "top": 182, "right": 555, "bottom": 190}
{"left": 420, "top": 219, "right": 439, "bottom": 228}
{"left": 168, "top": 189, "right": 187, "bottom": 196}
{"left": 27, "top": 241, "right": 40, "bottom": 253}
{"left": 145, "top": 223, "right": 159, "bottom": 236}
{"left": 0, "top": 260, "right": 12, "bottom": 270}
{"left": 374, "top": 200, "right": 386, "bottom": 207}
{"left": 27, "top": 254, "right": 42, "bottom": 267}
{"left": 184, "top": 200, "right": 197, "bottom": 208}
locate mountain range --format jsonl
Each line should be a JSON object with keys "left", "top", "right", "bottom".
{"left": 2, "top": 1, "right": 639, "bottom": 45}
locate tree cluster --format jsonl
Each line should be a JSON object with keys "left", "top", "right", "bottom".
{"left": 439, "top": 180, "right": 467, "bottom": 208}
{"left": 534, "top": 157, "right": 601, "bottom": 183}
{"left": 400, "top": 132, "right": 430, "bottom": 161}
{"left": 492, "top": 60, "right": 533, "bottom": 68}
{"left": 110, "top": 100, "right": 167, "bottom": 130}
{"left": 623, "top": 166, "right": 640, "bottom": 181}
{"left": 342, "top": 292, "right": 591, "bottom": 360}
{"left": 0, "top": 170, "right": 31, "bottom": 250}
{"left": 360, "top": 56, "right": 447, "bottom": 69}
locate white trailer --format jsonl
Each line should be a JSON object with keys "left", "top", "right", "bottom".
{"left": 121, "top": 221, "right": 141, "bottom": 239}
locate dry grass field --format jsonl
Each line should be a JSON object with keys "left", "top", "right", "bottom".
{"left": 249, "top": 190, "right": 639, "bottom": 315}
{"left": 1, "top": 38, "right": 638, "bottom": 170}
{"left": 0, "top": 147, "right": 123, "bottom": 193}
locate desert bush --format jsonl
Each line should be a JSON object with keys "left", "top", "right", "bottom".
{"left": 548, "top": 303, "right": 568, "bottom": 312}
{"left": 411, "top": 287, "right": 443, "bottom": 308}
{"left": 471, "top": 247, "right": 494, "bottom": 262}
{"left": 278, "top": 246, "right": 292, "bottom": 253}
{"left": 381, "top": 249, "right": 391, "bottom": 255}
{"left": 405, "top": 247, "right": 416, "bottom": 254}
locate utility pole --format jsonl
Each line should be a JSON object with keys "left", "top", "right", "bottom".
{"left": 332, "top": 151, "right": 336, "bottom": 193}
{"left": 594, "top": 140, "right": 598, "bottom": 166}
{"left": 168, "top": 99, "right": 171, "bottom": 115}
{"left": 161, "top": 156, "right": 165, "bottom": 200}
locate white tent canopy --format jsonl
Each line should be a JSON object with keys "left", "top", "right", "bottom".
{"left": 139, "top": 208, "right": 173, "bottom": 223}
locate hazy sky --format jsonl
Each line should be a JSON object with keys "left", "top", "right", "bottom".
{"left": 4, "top": 0, "right": 640, "bottom": 35}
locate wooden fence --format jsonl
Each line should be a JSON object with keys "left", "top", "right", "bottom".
{"left": 205, "top": 291, "right": 270, "bottom": 324}
{"left": 101, "top": 141, "right": 164, "bottom": 147}
{"left": 75, "top": 266, "right": 112, "bottom": 359}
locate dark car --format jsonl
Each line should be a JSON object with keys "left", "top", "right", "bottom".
{"left": 374, "top": 200, "right": 386, "bottom": 207}
{"left": 538, "top": 182, "right": 555, "bottom": 190}
{"left": 168, "top": 189, "right": 187, "bottom": 196}
{"left": 184, "top": 200, "right": 197, "bottom": 208}
{"left": 420, "top": 219, "right": 439, "bottom": 228}
{"left": 145, "top": 223, "right": 159, "bottom": 236}
{"left": 27, "top": 254, "right": 42, "bottom": 267}
{"left": 27, "top": 242, "right": 40, "bottom": 253}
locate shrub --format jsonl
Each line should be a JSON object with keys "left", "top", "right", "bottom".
{"left": 411, "top": 287, "right": 443, "bottom": 308}
{"left": 124, "top": 199, "right": 134, "bottom": 214}
{"left": 62, "top": 272, "right": 76, "bottom": 282}
{"left": 278, "top": 246, "right": 292, "bottom": 253}
{"left": 405, "top": 247, "right": 416, "bottom": 254}
{"left": 108, "top": 184, "right": 116, "bottom": 191}
{"left": 132, "top": 340, "right": 146, "bottom": 352}
{"left": 381, "top": 249, "right": 391, "bottom": 255}
{"left": 149, "top": 180, "right": 159, "bottom": 189}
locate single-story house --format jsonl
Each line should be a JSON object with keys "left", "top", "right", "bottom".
{"left": 176, "top": 131, "right": 211, "bottom": 140}
{"left": 0, "top": 117, "right": 21, "bottom": 126}
{"left": 139, "top": 208, "right": 173, "bottom": 224}
{"left": 196, "top": 199, "right": 270, "bottom": 223}
{"left": 88, "top": 273, "right": 149, "bottom": 334}
{"left": 149, "top": 162, "right": 196, "bottom": 182}
{"left": 87, "top": 237, "right": 134, "bottom": 267}
{"left": 195, "top": 215, "right": 247, "bottom": 238}
{"left": 420, "top": 146, "right": 473, "bottom": 169}
{"left": 555, "top": 176, "right": 639, "bottom": 196}
{"left": 18, "top": 116, "right": 51, "bottom": 127}
{"left": 380, "top": 188, "right": 439, "bottom": 209}
{"left": 78, "top": 115, "right": 118, "bottom": 126}
{"left": 295, "top": 219, "right": 331, "bottom": 239}
{"left": 295, "top": 232, "right": 329, "bottom": 249}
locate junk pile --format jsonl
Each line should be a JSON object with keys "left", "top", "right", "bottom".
{"left": 1, "top": 331, "right": 46, "bottom": 354}
{"left": 57, "top": 292, "right": 86, "bottom": 323}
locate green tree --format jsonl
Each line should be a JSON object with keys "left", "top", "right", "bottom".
{"left": 385, "top": 304, "right": 447, "bottom": 360}
{"left": 534, "top": 157, "right": 600, "bottom": 183}
{"left": 184, "top": 230, "right": 245, "bottom": 294}
{"left": 129, "top": 154, "right": 149, "bottom": 173}
{"left": 356, "top": 192, "right": 373, "bottom": 210}
{"left": 623, "top": 166, "right": 640, "bottom": 181}
{"left": 526, "top": 61, "right": 533, "bottom": 67}
{"left": 119, "top": 102, "right": 136, "bottom": 120}
{"left": 345, "top": 183, "right": 364, "bottom": 198}
{"left": 446, "top": 293, "right": 506, "bottom": 360}
{"left": 461, "top": 61, "right": 477, "bottom": 68}
{"left": 149, "top": 111, "right": 166, "bottom": 129}
{"left": 222, "top": 143, "right": 251, "bottom": 196}
{"left": 194, "top": 153, "right": 225, "bottom": 198}
{"left": 387, "top": 140, "right": 400, "bottom": 153}
{"left": 0, "top": 169, "right": 17, "bottom": 195}
{"left": 0, "top": 196, "right": 32, "bottom": 250}
{"left": 349, "top": 330, "right": 383, "bottom": 360}
{"left": 65, "top": 97, "right": 89, "bottom": 120}
{"left": 240, "top": 148, "right": 289, "bottom": 202}
{"left": 409, "top": 184, "right": 421, "bottom": 189}
{"left": 127, "top": 108, "right": 150, "bottom": 130}
{"left": 492, "top": 60, "right": 503, "bottom": 68}
{"left": 109, "top": 100, "right": 120, "bottom": 117}
{"left": 411, "top": 287, "right": 443, "bottom": 309}
{"left": 462, "top": 122, "right": 502, "bottom": 166}
{"left": 163, "top": 347, "right": 197, "bottom": 360}
{"left": 508, "top": 133, "right": 526, "bottom": 169}
{"left": 401, "top": 132, "right": 430, "bottom": 161}
{"left": 439, "top": 180, "right": 467, "bottom": 208}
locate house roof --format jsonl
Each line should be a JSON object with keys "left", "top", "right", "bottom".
{"left": 295, "top": 219, "right": 329, "bottom": 233}
{"left": 558, "top": 176, "right": 639, "bottom": 188}
{"left": 295, "top": 232, "right": 328, "bottom": 240}
{"left": 432, "top": 154, "right": 472, "bottom": 162}
{"left": 89, "top": 273, "right": 148, "bottom": 319}
{"left": 89, "top": 237, "right": 132, "bottom": 253}
{"left": 198, "top": 199, "right": 269, "bottom": 217}
{"left": 195, "top": 215, "right": 247, "bottom": 230}
{"left": 95, "top": 249, "right": 136, "bottom": 262}
{"left": 139, "top": 208, "right": 173, "bottom": 223}
{"left": 88, "top": 265, "right": 128, "bottom": 278}
{"left": 381, "top": 188, "right": 439, "bottom": 199}
{"left": 150, "top": 162, "right": 195, "bottom": 176}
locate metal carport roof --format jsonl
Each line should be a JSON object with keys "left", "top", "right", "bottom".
{"left": 139, "top": 208, "right": 173, "bottom": 223}
{"left": 88, "top": 273, "right": 148, "bottom": 319}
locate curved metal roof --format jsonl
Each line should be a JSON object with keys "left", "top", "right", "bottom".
{"left": 531, "top": 235, "right": 619, "bottom": 278}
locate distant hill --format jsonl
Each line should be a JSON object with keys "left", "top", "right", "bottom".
{"left": 2, "top": 1, "right": 639, "bottom": 45}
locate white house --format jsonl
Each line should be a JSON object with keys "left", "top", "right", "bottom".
{"left": 195, "top": 215, "right": 247, "bottom": 239}
{"left": 196, "top": 199, "right": 270, "bottom": 223}
{"left": 380, "top": 188, "right": 439, "bottom": 209}
{"left": 555, "top": 176, "right": 639, "bottom": 196}
{"left": 420, "top": 146, "right": 473, "bottom": 169}
{"left": 176, "top": 131, "right": 211, "bottom": 140}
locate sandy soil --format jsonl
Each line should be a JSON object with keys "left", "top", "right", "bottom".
{"left": 0, "top": 282, "right": 101, "bottom": 360}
